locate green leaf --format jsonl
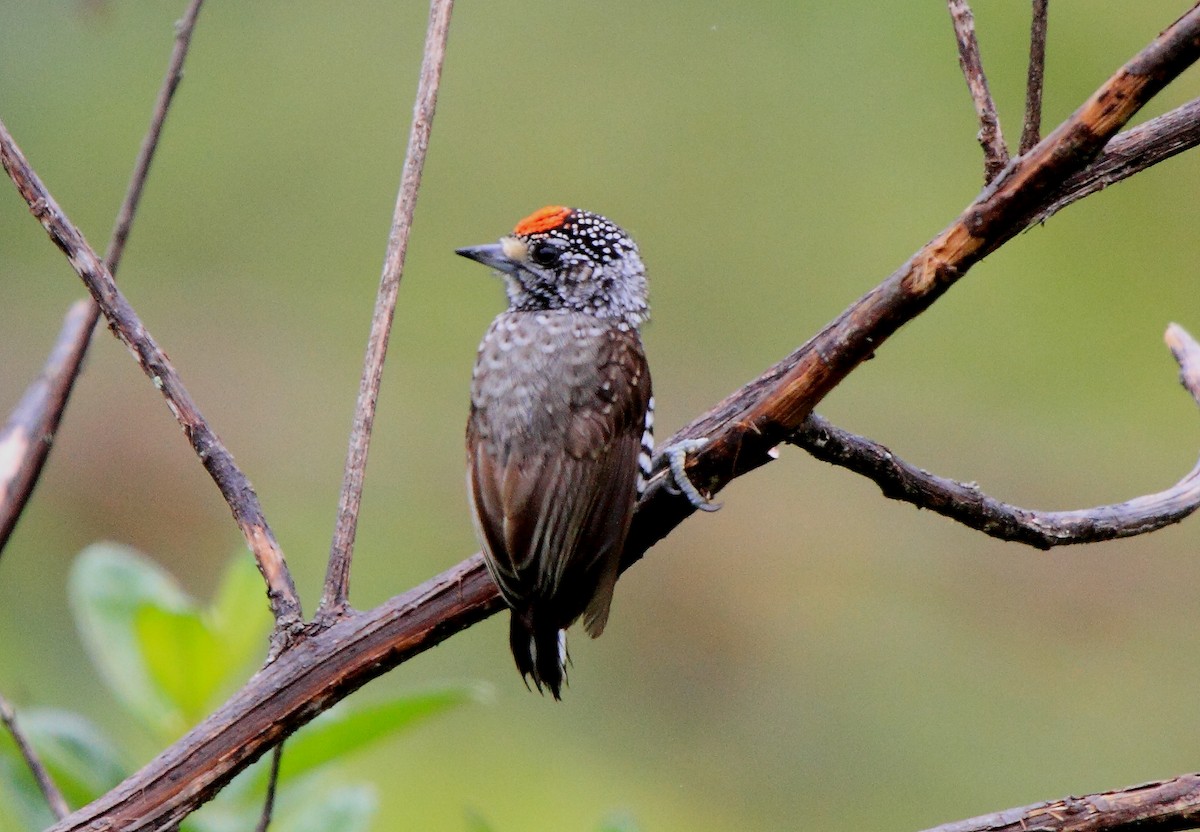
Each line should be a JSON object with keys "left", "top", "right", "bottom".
{"left": 206, "top": 555, "right": 271, "bottom": 676}
{"left": 69, "top": 545, "right": 272, "bottom": 737}
{"left": 136, "top": 605, "right": 227, "bottom": 726}
{"left": 68, "top": 543, "right": 191, "bottom": 736}
{"left": 254, "top": 685, "right": 486, "bottom": 789}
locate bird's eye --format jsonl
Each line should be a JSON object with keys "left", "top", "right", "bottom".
{"left": 529, "top": 240, "right": 563, "bottom": 268}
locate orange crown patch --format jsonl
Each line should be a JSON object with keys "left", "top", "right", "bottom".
{"left": 513, "top": 205, "right": 572, "bottom": 236}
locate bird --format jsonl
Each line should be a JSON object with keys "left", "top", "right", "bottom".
{"left": 456, "top": 206, "right": 715, "bottom": 698}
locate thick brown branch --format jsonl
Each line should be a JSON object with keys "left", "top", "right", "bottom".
{"left": 0, "top": 692, "right": 69, "bottom": 821}
{"left": 1034, "top": 96, "right": 1200, "bottom": 224}
{"left": 0, "top": 301, "right": 92, "bottom": 552}
{"left": 49, "top": 558, "right": 504, "bottom": 832}
{"left": 627, "top": 5, "right": 1200, "bottom": 567}
{"left": 0, "top": 0, "right": 205, "bottom": 558}
{"left": 947, "top": 0, "right": 1010, "bottom": 181}
{"left": 0, "top": 122, "right": 303, "bottom": 641}
{"left": 319, "top": 0, "right": 454, "bottom": 622}
{"left": 43, "top": 12, "right": 1200, "bottom": 830}
{"left": 1020, "top": 0, "right": 1049, "bottom": 154}
{"left": 46, "top": 11, "right": 1200, "bottom": 825}
{"left": 920, "top": 773, "right": 1200, "bottom": 832}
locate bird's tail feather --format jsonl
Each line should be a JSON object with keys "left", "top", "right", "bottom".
{"left": 509, "top": 614, "right": 567, "bottom": 699}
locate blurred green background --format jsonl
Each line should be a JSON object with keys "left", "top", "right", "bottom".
{"left": 3, "top": 1, "right": 1200, "bottom": 829}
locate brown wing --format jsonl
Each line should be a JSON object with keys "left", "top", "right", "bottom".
{"left": 466, "top": 314, "right": 651, "bottom": 636}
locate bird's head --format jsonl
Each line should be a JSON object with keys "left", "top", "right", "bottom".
{"left": 456, "top": 206, "right": 648, "bottom": 329}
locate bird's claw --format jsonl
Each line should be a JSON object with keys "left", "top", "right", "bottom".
{"left": 658, "top": 438, "right": 721, "bottom": 512}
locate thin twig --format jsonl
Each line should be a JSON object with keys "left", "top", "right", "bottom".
{"left": 253, "top": 743, "right": 283, "bottom": 832}
{"left": 42, "top": 11, "right": 1200, "bottom": 830}
{"left": 106, "top": 0, "right": 206, "bottom": 276}
{"left": 947, "top": 0, "right": 1010, "bottom": 181}
{"left": 1020, "top": 0, "right": 1049, "bottom": 153}
{"left": 0, "top": 301, "right": 93, "bottom": 551}
{"left": 1034, "top": 96, "right": 1200, "bottom": 224}
{"left": 318, "top": 0, "right": 455, "bottom": 622}
{"left": 0, "top": 692, "right": 70, "bottom": 821}
{"left": 0, "top": 0, "right": 205, "bottom": 558}
{"left": 0, "top": 121, "right": 304, "bottom": 645}
{"left": 792, "top": 324, "right": 1200, "bottom": 547}
{"left": 919, "top": 772, "right": 1200, "bottom": 832}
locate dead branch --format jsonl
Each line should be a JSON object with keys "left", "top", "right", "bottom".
{"left": 626, "top": 5, "right": 1200, "bottom": 568}
{"left": 792, "top": 323, "right": 1200, "bottom": 548}
{"left": 1020, "top": 0, "right": 1050, "bottom": 153}
{"left": 1035, "top": 96, "right": 1200, "bottom": 224}
{"left": 0, "top": 0, "right": 206, "bottom": 557}
{"left": 37, "top": 10, "right": 1200, "bottom": 830}
{"left": 0, "top": 692, "right": 69, "bottom": 821}
{"left": 947, "top": 0, "right": 1010, "bottom": 181}
{"left": 319, "top": 0, "right": 455, "bottom": 623}
{"left": 919, "top": 773, "right": 1200, "bottom": 832}
{"left": 0, "top": 301, "right": 92, "bottom": 553}
{"left": 0, "top": 122, "right": 304, "bottom": 643}
{"left": 48, "top": 558, "right": 503, "bottom": 832}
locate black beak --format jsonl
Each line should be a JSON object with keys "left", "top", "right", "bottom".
{"left": 455, "top": 243, "right": 519, "bottom": 275}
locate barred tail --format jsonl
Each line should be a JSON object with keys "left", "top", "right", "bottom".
{"left": 508, "top": 613, "right": 568, "bottom": 700}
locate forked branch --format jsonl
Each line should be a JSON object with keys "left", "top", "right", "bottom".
{"left": 0, "top": 122, "right": 304, "bottom": 641}
{"left": 793, "top": 323, "right": 1200, "bottom": 548}
{"left": 628, "top": 5, "right": 1200, "bottom": 565}
{"left": 0, "top": 301, "right": 93, "bottom": 552}
{"left": 1034, "top": 96, "right": 1200, "bottom": 224}
{"left": 0, "top": 0, "right": 206, "bottom": 558}
{"left": 37, "top": 9, "right": 1200, "bottom": 831}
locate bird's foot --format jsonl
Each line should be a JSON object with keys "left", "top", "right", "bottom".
{"left": 656, "top": 438, "right": 721, "bottom": 512}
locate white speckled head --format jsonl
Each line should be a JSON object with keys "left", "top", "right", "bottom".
{"left": 456, "top": 206, "right": 649, "bottom": 330}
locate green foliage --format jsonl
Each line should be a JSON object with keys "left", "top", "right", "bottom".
{"left": 0, "top": 544, "right": 480, "bottom": 831}
{"left": 255, "top": 688, "right": 486, "bottom": 790}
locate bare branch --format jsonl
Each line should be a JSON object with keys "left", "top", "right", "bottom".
{"left": 627, "top": 4, "right": 1200, "bottom": 568}
{"left": 792, "top": 324, "right": 1200, "bottom": 547}
{"left": 0, "top": 122, "right": 304, "bottom": 642}
{"left": 0, "top": 692, "right": 69, "bottom": 821}
{"left": 947, "top": 0, "right": 1010, "bottom": 181}
{"left": 0, "top": 0, "right": 205, "bottom": 558}
{"left": 919, "top": 773, "right": 1200, "bottom": 832}
{"left": 42, "top": 11, "right": 1200, "bottom": 830}
{"left": 1034, "top": 96, "right": 1200, "bottom": 224}
{"left": 0, "top": 301, "right": 93, "bottom": 552}
{"left": 319, "top": 0, "right": 455, "bottom": 622}
{"left": 48, "top": 559, "right": 503, "bottom": 832}
{"left": 253, "top": 744, "right": 283, "bottom": 832}
{"left": 106, "top": 0, "right": 206, "bottom": 276}
{"left": 1020, "top": 0, "right": 1049, "bottom": 154}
